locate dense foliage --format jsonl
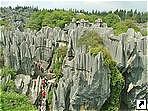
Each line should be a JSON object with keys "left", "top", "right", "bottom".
{"left": 1, "top": 91, "right": 37, "bottom": 111}
{"left": 103, "top": 13, "right": 120, "bottom": 27}
{"left": 77, "top": 31, "right": 124, "bottom": 111}
{"left": 1, "top": 80, "right": 16, "bottom": 92}
{"left": 77, "top": 30, "right": 104, "bottom": 48}
{"left": 140, "top": 29, "right": 148, "bottom": 36}
{"left": 113, "top": 19, "right": 140, "bottom": 35}
{"left": 114, "top": 9, "right": 147, "bottom": 23}
{"left": 26, "top": 8, "right": 147, "bottom": 32}
{"left": 101, "top": 59, "right": 124, "bottom": 111}
{"left": 26, "top": 9, "right": 102, "bottom": 31}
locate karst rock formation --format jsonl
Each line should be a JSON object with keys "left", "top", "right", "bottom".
{"left": 0, "top": 18, "right": 147, "bottom": 111}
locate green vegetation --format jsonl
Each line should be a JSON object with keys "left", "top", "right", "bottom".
{"left": 113, "top": 19, "right": 140, "bottom": 35}
{"left": 0, "top": 67, "right": 16, "bottom": 92}
{"left": 0, "top": 67, "right": 37, "bottom": 111}
{"left": 26, "top": 9, "right": 147, "bottom": 31}
{"left": 101, "top": 59, "right": 124, "bottom": 111}
{"left": 48, "top": 91, "right": 53, "bottom": 104}
{"left": 0, "top": 19, "right": 9, "bottom": 26}
{"left": 25, "top": 8, "right": 148, "bottom": 37}
{"left": 26, "top": 9, "right": 102, "bottom": 30}
{"left": 26, "top": 9, "right": 103, "bottom": 31}
{"left": 26, "top": 9, "right": 147, "bottom": 37}
{"left": 103, "top": 13, "right": 120, "bottom": 27}
{"left": 26, "top": 10, "right": 75, "bottom": 30}
{"left": 0, "top": 67, "right": 16, "bottom": 79}
{"left": 52, "top": 46, "right": 67, "bottom": 80}
{"left": 77, "top": 31, "right": 124, "bottom": 111}
{"left": 0, "top": 19, "right": 15, "bottom": 30}
{"left": 77, "top": 30, "right": 104, "bottom": 48}
{"left": 114, "top": 9, "right": 148, "bottom": 23}
{"left": 1, "top": 80, "right": 16, "bottom": 92}
{"left": 0, "top": 6, "right": 147, "bottom": 110}
{"left": 140, "top": 29, "right": 148, "bottom": 36}
{"left": 1, "top": 91, "right": 37, "bottom": 111}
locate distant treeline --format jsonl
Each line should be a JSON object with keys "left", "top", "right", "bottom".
{"left": 1, "top": 6, "right": 147, "bottom": 23}
{"left": 0, "top": 6, "right": 147, "bottom": 35}
{"left": 70, "top": 8, "right": 147, "bottom": 23}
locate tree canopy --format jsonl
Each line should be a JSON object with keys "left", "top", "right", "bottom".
{"left": 25, "top": 8, "right": 147, "bottom": 32}
{"left": 103, "top": 13, "right": 120, "bottom": 27}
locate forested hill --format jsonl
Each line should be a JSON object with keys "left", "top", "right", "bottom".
{"left": 0, "top": 6, "right": 148, "bottom": 35}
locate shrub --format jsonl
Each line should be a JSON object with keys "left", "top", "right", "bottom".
{"left": 1, "top": 91, "right": 37, "bottom": 111}
{"left": 0, "top": 67, "right": 16, "bottom": 80}
{"left": 140, "top": 29, "right": 148, "bottom": 36}
{"left": 89, "top": 46, "right": 112, "bottom": 59}
{"left": 1, "top": 80, "right": 16, "bottom": 92}
{"left": 53, "top": 46, "right": 67, "bottom": 80}
{"left": 0, "top": 19, "right": 9, "bottom": 26}
{"left": 77, "top": 30, "right": 104, "bottom": 48}
{"left": 113, "top": 21, "right": 128, "bottom": 36}
{"left": 113, "top": 19, "right": 140, "bottom": 36}
{"left": 48, "top": 91, "right": 53, "bottom": 104}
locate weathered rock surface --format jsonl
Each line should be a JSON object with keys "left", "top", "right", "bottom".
{"left": 53, "top": 51, "right": 110, "bottom": 111}
{"left": 15, "top": 74, "right": 31, "bottom": 94}
{"left": 1, "top": 18, "right": 147, "bottom": 111}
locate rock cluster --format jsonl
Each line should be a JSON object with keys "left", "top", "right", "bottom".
{"left": 0, "top": 18, "right": 147, "bottom": 111}
{"left": 53, "top": 49, "right": 111, "bottom": 110}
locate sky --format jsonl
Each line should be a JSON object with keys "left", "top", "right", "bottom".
{"left": 0, "top": 0, "right": 147, "bottom": 12}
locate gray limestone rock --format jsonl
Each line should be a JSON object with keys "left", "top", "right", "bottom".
{"left": 1, "top": 18, "right": 147, "bottom": 111}
{"left": 15, "top": 74, "right": 31, "bottom": 94}
{"left": 53, "top": 52, "right": 111, "bottom": 111}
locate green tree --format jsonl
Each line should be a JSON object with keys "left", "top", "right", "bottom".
{"left": 135, "top": 12, "right": 142, "bottom": 23}
{"left": 126, "top": 9, "right": 133, "bottom": 19}
{"left": 124, "top": 19, "right": 140, "bottom": 32}
{"left": 134, "top": 9, "right": 137, "bottom": 15}
{"left": 27, "top": 10, "right": 75, "bottom": 30}
{"left": 141, "top": 12, "right": 148, "bottom": 23}
{"left": 103, "top": 13, "right": 120, "bottom": 27}
{"left": 26, "top": 11, "right": 45, "bottom": 31}
{"left": 114, "top": 9, "right": 118, "bottom": 15}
